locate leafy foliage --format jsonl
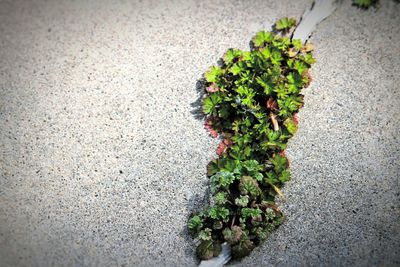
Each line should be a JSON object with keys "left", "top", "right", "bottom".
{"left": 252, "top": 31, "right": 274, "bottom": 47}
{"left": 231, "top": 238, "right": 255, "bottom": 259}
{"left": 188, "top": 18, "right": 315, "bottom": 262}
{"left": 223, "top": 226, "right": 243, "bottom": 244}
{"left": 188, "top": 215, "right": 203, "bottom": 232}
{"left": 275, "top": 17, "right": 296, "bottom": 31}
{"left": 235, "top": 195, "right": 249, "bottom": 207}
{"left": 196, "top": 240, "right": 222, "bottom": 260}
{"left": 352, "top": 0, "right": 378, "bottom": 8}
{"left": 239, "top": 176, "right": 261, "bottom": 197}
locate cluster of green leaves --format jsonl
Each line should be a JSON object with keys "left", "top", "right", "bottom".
{"left": 189, "top": 18, "right": 315, "bottom": 261}
{"left": 275, "top": 17, "right": 296, "bottom": 32}
{"left": 352, "top": 0, "right": 400, "bottom": 9}
{"left": 352, "top": 0, "right": 378, "bottom": 8}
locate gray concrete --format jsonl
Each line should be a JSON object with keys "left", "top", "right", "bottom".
{"left": 0, "top": 0, "right": 399, "bottom": 266}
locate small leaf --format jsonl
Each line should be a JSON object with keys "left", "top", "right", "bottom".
{"left": 270, "top": 154, "right": 288, "bottom": 173}
{"left": 293, "top": 60, "right": 308, "bottom": 75}
{"left": 271, "top": 50, "right": 283, "bottom": 65}
{"left": 256, "top": 74, "right": 274, "bottom": 95}
{"left": 205, "top": 66, "right": 222, "bottom": 83}
{"left": 206, "top": 83, "right": 219, "bottom": 93}
{"left": 266, "top": 97, "right": 278, "bottom": 110}
{"left": 254, "top": 172, "right": 263, "bottom": 181}
{"left": 252, "top": 31, "right": 274, "bottom": 47}
{"left": 230, "top": 63, "right": 242, "bottom": 75}
{"left": 196, "top": 240, "right": 222, "bottom": 260}
{"left": 209, "top": 206, "right": 230, "bottom": 221}
{"left": 265, "top": 208, "right": 276, "bottom": 220}
{"left": 241, "top": 208, "right": 262, "bottom": 219}
{"left": 303, "top": 53, "right": 316, "bottom": 64}
{"left": 255, "top": 227, "right": 269, "bottom": 240}
{"left": 188, "top": 215, "right": 203, "bottom": 232}
{"left": 231, "top": 238, "right": 255, "bottom": 259}
{"left": 207, "top": 160, "right": 219, "bottom": 176}
{"left": 215, "top": 192, "right": 227, "bottom": 205}
{"left": 216, "top": 141, "right": 226, "bottom": 156}
{"left": 291, "top": 39, "right": 302, "bottom": 50}
{"left": 302, "top": 42, "right": 314, "bottom": 53}
{"left": 239, "top": 176, "right": 260, "bottom": 197}
{"left": 261, "top": 47, "right": 271, "bottom": 58}
{"left": 235, "top": 195, "right": 249, "bottom": 207}
{"left": 203, "top": 94, "right": 222, "bottom": 115}
{"left": 288, "top": 47, "right": 298, "bottom": 58}
{"left": 198, "top": 228, "right": 212, "bottom": 240}
{"left": 223, "top": 226, "right": 243, "bottom": 244}
{"left": 224, "top": 48, "right": 242, "bottom": 65}
{"left": 275, "top": 17, "right": 296, "bottom": 31}
{"left": 242, "top": 160, "right": 263, "bottom": 172}
{"left": 210, "top": 171, "right": 235, "bottom": 190}
{"left": 279, "top": 169, "right": 291, "bottom": 182}
{"left": 284, "top": 118, "right": 297, "bottom": 134}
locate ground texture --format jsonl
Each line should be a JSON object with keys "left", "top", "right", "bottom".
{"left": 0, "top": 0, "right": 399, "bottom": 266}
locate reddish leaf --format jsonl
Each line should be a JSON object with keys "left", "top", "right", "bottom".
{"left": 206, "top": 83, "right": 219, "bottom": 93}
{"left": 204, "top": 119, "right": 218, "bottom": 138}
{"left": 205, "top": 118, "right": 212, "bottom": 126}
{"left": 223, "top": 138, "right": 233, "bottom": 146}
{"left": 216, "top": 142, "right": 226, "bottom": 156}
{"left": 303, "top": 70, "right": 312, "bottom": 88}
{"left": 293, "top": 113, "right": 299, "bottom": 127}
{"left": 266, "top": 97, "right": 278, "bottom": 110}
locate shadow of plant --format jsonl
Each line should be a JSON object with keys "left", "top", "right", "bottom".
{"left": 190, "top": 78, "right": 207, "bottom": 121}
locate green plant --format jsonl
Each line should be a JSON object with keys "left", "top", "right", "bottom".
{"left": 352, "top": 0, "right": 378, "bottom": 8}
{"left": 189, "top": 18, "right": 315, "bottom": 262}
{"left": 275, "top": 17, "right": 296, "bottom": 32}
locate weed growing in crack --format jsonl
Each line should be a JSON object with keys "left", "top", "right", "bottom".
{"left": 188, "top": 18, "right": 315, "bottom": 261}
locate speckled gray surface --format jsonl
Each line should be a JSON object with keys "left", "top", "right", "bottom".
{"left": 0, "top": 0, "right": 399, "bottom": 266}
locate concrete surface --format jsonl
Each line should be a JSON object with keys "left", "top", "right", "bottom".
{"left": 0, "top": 0, "right": 399, "bottom": 266}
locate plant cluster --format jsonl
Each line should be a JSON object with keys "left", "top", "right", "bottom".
{"left": 352, "top": 0, "right": 400, "bottom": 9}
{"left": 353, "top": 0, "right": 378, "bottom": 8}
{"left": 188, "top": 18, "right": 315, "bottom": 261}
